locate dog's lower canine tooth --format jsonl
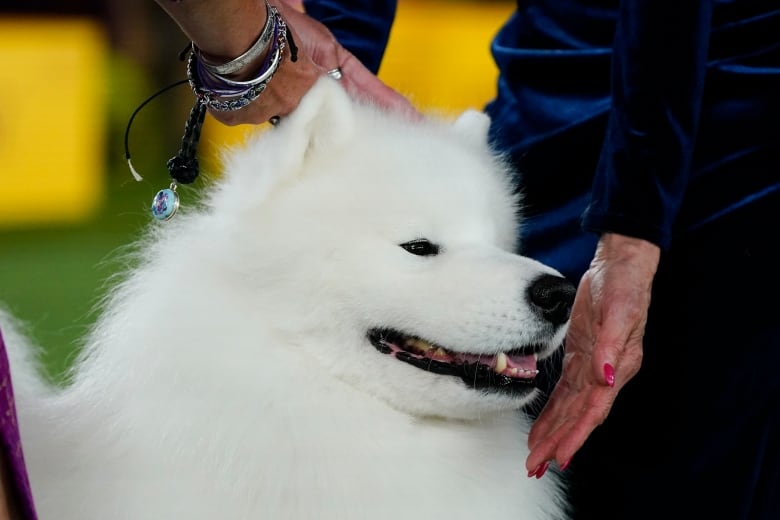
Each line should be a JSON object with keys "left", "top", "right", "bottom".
{"left": 494, "top": 352, "right": 508, "bottom": 373}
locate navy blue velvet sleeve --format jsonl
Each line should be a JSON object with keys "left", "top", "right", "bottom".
{"left": 302, "top": 0, "right": 397, "bottom": 74}
{"left": 582, "top": 1, "right": 713, "bottom": 249}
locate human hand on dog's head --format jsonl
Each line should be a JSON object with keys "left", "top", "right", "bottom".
{"left": 156, "top": 0, "right": 420, "bottom": 126}
{"left": 525, "top": 233, "right": 660, "bottom": 478}
{"left": 273, "top": 3, "right": 421, "bottom": 121}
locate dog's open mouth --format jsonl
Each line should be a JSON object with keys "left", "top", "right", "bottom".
{"left": 368, "top": 328, "right": 542, "bottom": 393}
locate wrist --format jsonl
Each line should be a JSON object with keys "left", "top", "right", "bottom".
{"left": 196, "top": 0, "right": 275, "bottom": 80}
{"left": 157, "top": 0, "right": 270, "bottom": 75}
{"left": 595, "top": 233, "right": 661, "bottom": 273}
{"left": 185, "top": 3, "right": 295, "bottom": 113}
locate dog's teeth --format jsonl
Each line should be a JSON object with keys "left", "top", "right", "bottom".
{"left": 433, "top": 348, "right": 449, "bottom": 360}
{"left": 508, "top": 367, "right": 518, "bottom": 376}
{"left": 494, "top": 352, "right": 508, "bottom": 373}
{"left": 407, "top": 339, "right": 432, "bottom": 353}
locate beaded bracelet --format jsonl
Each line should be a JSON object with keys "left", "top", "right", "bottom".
{"left": 194, "top": 0, "right": 274, "bottom": 76}
{"left": 187, "top": 7, "right": 288, "bottom": 112}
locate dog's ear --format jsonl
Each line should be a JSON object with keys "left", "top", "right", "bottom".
{"left": 209, "top": 78, "right": 357, "bottom": 215}
{"left": 451, "top": 109, "right": 491, "bottom": 146}
{"left": 275, "top": 77, "right": 356, "bottom": 167}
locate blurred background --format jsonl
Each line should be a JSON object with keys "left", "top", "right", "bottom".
{"left": 0, "top": 0, "right": 513, "bottom": 382}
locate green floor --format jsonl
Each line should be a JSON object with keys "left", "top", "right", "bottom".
{"left": 0, "top": 52, "right": 203, "bottom": 383}
{"left": 0, "top": 176, "right": 157, "bottom": 382}
{"left": 0, "top": 82, "right": 198, "bottom": 383}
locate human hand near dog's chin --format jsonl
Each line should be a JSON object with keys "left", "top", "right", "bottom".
{"left": 526, "top": 233, "right": 660, "bottom": 478}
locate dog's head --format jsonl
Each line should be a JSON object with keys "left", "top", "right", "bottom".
{"left": 207, "top": 78, "right": 575, "bottom": 420}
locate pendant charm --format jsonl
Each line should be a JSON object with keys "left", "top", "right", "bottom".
{"left": 151, "top": 183, "right": 179, "bottom": 221}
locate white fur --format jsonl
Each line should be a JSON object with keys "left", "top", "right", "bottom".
{"left": 3, "top": 78, "right": 570, "bottom": 519}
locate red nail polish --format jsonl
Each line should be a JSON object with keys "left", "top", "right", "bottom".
{"left": 603, "top": 363, "right": 615, "bottom": 387}
{"left": 535, "top": 461, "right": 550, "bottom": 479}
{"left": 559, "top": 458, "right": 571, "bottom": 471}
{"left": 527, "top": 465, "right": 540, "bottom": 478}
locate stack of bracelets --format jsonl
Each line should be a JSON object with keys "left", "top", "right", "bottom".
{"left": 145, "top": 0, "right": 298, "bottom": 221}
{"left": 188, "top": 0, "right": 290, "bottom": 112}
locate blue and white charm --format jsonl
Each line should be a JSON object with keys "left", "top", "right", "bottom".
{"left": 151, "top": 184, "right": 179, "bottom": 221}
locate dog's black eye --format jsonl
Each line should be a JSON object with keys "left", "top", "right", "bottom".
{"left": 400, "top": 239, "right": 440, "bottom": 256}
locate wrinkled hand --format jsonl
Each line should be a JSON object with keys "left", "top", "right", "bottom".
{"left": 213, "top": 2, "right": 419, "bottom": 126}
{"left": 526, "top": 233, "right": 660, "bottom": 477}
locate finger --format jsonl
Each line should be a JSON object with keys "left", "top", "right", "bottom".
{"left": 526, "top": 416, "right": 575, "bottom": 472}
{"left": 527, "top": 349, "right": 589, "bottom": 450}
{"left": 527, "top": 383, "right": 572, "bottom": 450}
{"left": 551, "top": 390, "right": 614, "bottom": 465}
{"left": 527, "top": 380, "right": 616, "bottom": 469}
{"left": 337, "top": 56, "right": 421, "bottom": 119}
{"left": 527, "top": 388, "right": 587, "bottom": 464}
{"left": 590, "top": 291, "right": 645, "bottom": 386}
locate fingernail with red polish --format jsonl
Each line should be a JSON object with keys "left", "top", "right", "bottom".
{"left": 559, "top": 458, "right": 571, "bottom": 471}
{"left": 527, "top": 465, "right": 540, "bottom": 478}
{"left": 535, "top": 461, "right": 550, "bottom": 479}
{"left": 603, "top": 363, "right": 615, "bottom": 387}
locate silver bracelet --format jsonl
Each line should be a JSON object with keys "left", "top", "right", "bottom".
{"left": 194, "top": 0, "right": 274, "bottom": 76}
{"left": 187, "top": 9, "right": 289, "bottom": 112}
{"left": 199, "top": 43, "right": 281, "bottom": 88}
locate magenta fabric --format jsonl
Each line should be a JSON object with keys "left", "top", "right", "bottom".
{"left": 0, "top": 329, "right": 38, "bottom": 520}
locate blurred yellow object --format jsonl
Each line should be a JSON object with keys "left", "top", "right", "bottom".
{"left": 0, "top": 17, "right": 107, "bottom": 227}
{"left": 199, "top": 0, "right": 513, "bottom": 173}
{"left": 381, "top": 0, "right": 512, "bottom": 113}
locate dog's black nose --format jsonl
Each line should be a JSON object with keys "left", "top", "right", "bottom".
{"left": 527, "top": 274, "right": 576, "bottom": 326}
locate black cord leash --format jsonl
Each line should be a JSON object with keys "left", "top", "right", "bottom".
{"left": 124, "top": 78, "right": 189, "bottom": 183}
{"left": 124, "top": 75, "right": 204, "bottom": 221}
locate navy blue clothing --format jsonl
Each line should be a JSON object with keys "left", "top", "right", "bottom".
{"left": 484, "top": 0, "right": 779, "bottom": 279}
{"left": 304, "top": 1, "right": 780, "bottom": 518}
{"left": 302, "top": 0, "right": 397, "bottom": 74}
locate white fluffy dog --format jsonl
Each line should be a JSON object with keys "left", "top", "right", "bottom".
{"left": 3, "top": 78, "right": 575, "bottom": 519}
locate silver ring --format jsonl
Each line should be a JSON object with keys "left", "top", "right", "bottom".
{"left": 327, "top": 67, "right": 343, "bottom": 80}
